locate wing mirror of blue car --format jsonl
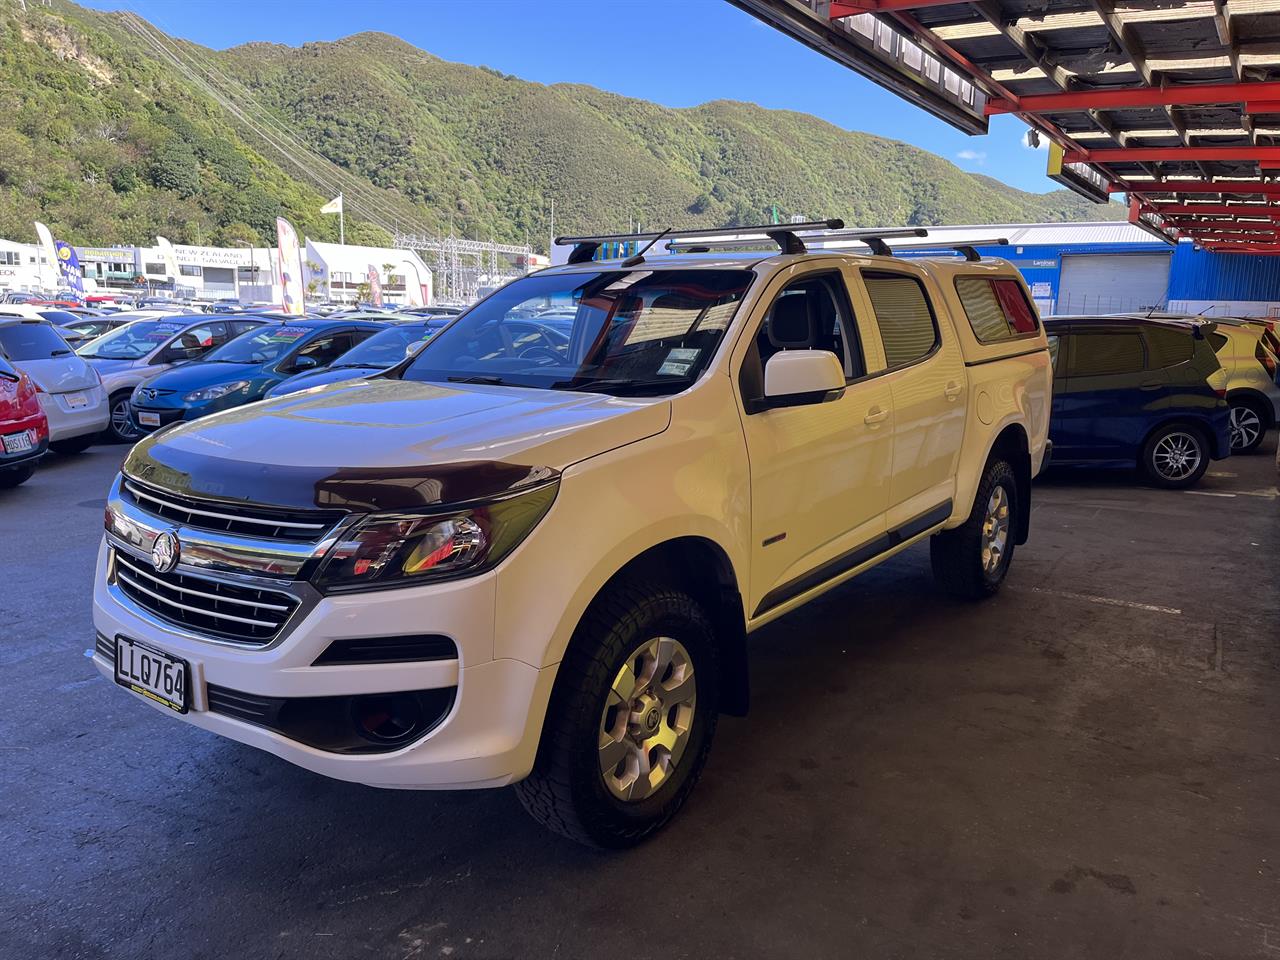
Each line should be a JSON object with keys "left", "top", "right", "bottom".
{"left": 292, "top": 355, "right": 320, "bottom": 371}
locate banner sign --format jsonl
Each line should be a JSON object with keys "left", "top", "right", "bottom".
{"left": 276, "top": 218, "right": 306, "bottom": 315}
{"left": 54, "top": 241, "right": 85, "bottom": 297}
{"left": 367, "top": 264, "right": 383, "bottom": 307}
{"left": 33, "top": 221, "right": 59, "bottom": 286}
{"left": 155, "top": 236, "right": 181, "bottom": 279}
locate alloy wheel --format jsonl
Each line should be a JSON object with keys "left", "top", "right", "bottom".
{"left": 1228, "top": 404, "right": 1262, "bottom": 451}
{"left": 980, "top": 485, "right": 1010, "bottom": 575}
{"left": 598, "top": 636, "right": 697, "bottom": 803}
{"left": 1152, "top": 431, "right": 1202, "bottom": 482}
{"left": 111, "top": 397, "right": 139, "bottom": 442}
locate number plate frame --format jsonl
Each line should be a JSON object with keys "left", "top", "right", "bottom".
{"left": 114, "top": 636, "right": 189, "bottom": 713}
{"left": 137, "top": 411, "right": 161, "bottom": 427}
{"left": 2, "top": 431, "right": 33, "bottom": 454}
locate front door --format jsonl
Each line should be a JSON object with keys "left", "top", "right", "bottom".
{"left": 735, "top": 266, "right": 894, "bottom": 617}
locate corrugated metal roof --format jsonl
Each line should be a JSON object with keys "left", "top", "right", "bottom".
{"left": 893, "top": 221, "right": 1157, "bottom": 246}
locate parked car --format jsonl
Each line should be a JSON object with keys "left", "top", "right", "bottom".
{"left": 1204, "top": 320, "right": 1279, "bottom": 453}
{"left": 93, "top": 224, "right": 1055, "bottom": 846}
{"left": 1043, "top": 316, "right": 1230, "bottom": 487}
{"left": 0, "top": 355, "right": 48, "bottom": 488}
{"left": 79, "top": 315, "right": 271, "bottom": 442}
{"left": 57, "top": 313, "right": 145, "bottom": 347}
{"left": 0, "top": 316, "right": 108, "bottom": 454}
{"left": 263, "top": 318, "right": 452, "bottom": 399}
{"left": 129, "top": 318, "right": 385, "bottom": 433}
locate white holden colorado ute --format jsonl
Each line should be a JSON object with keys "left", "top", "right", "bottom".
{"left": 93, "top": 221, "right": 1051, "bottom": 847}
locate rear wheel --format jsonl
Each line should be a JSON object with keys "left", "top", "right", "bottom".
{"left": 516, "top": 581, "right": 719, "bottom": 848}
{"left": 0, "top": 463, "right": 35, "bottom": 489}
{"left": 105, "top": 391, "right": 140, "bottom": 444}
{"left": 1142, "top": 423, "right": 1209, "bottom": 489}
{"left": 1227, "top": 398, "right": 1266, "bottom": 454}
{"left": 931, "top": 458, "right": 1017, "bottom": 600}
{"left": 50, "top": 434, "right": 95, "bottom": 455}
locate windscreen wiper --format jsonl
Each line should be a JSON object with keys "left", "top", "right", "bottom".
{"left": 551, "top": 376, "right": 691, "bottom": 394}
{"left": 447, "top": 374, "right": 513, "bottom": 386}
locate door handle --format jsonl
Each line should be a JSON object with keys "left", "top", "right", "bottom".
{"left": 1139, "top": 380, "right": 1162, "bottom": 391}
{"left": 864, "top": 406, "right": 889, "bottom": 425}
{"left": 944, "top": 381, "right": 963, "bottom": 400}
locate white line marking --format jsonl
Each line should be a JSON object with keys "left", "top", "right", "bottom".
{"left": 1185, "top": 490, "right": 1236, "bottom": 497}
{"left": 1236, "top": 488, "right": 1279, "bottom": 499}
{"left": 1207, "top": 471, "right": 1238, "bottom": 478}
{"left": 1023, "top": 586, "right": 1182, "bottom": 616}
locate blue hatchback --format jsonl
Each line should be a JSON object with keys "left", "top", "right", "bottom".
{"left": 1044, "top": 316, "right": 1231, "bottom": 488}
{"left": 130, "top": 318, "right": 385, "bottom": 433}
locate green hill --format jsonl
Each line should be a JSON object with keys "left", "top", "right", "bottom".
{"left": 0, "top": 1, "right": 1114, "bottom": 253}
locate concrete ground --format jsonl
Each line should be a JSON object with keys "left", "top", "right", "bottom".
{"left": 2, "top": 439, "right": 1277, "bottom": 960}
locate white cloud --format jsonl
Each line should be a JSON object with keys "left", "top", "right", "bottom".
{"left": 957, "top": 149, "right": 987, "bottom": 165}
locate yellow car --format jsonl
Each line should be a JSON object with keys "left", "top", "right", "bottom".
{"left": 1206, "top": 319, "right": 1280, "bottom": 453}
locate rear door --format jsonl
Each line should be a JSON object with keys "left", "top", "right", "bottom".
{"left": 1054, "top": 327, "right": 1149, "bottom": 461}
{"left": 850, "top": 266, "right": 966, "bottom": 529}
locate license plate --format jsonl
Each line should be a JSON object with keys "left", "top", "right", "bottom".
{"left": 2, "top": 431, "right": 33, "bottom": 454}
{"left": 115, "top": 637, "right": 189, "bottom": 713}
{"left": 137, "top": 411, "right": 161, "bottom": 427}
{"left": 64, "top": 391, "right": 88, "bottom": 409}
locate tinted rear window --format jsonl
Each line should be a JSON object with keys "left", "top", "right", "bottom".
{"left": 0, "top": 322, "right": 74, "bottom": 361}
{"left": 955, "top": 277, "right": 1040, "bottom": 342}
{"left": 1068, "top": 332, "right": 1145, "bottom": 377}
{"left": 863, "top": 272, "right": 938, "bottom": 367}
{"left": 1143, "top": 326, "right": 1194, "bottom": 368}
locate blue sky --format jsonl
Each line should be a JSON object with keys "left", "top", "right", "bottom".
{"left": 82, "top": 0, "right": 1054, "bottom": 193}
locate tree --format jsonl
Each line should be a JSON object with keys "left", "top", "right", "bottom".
{"left": 215, "top": 221, "right": 261, "bottom": 247}
{"left": 148, "top": 138, "right": 200, "bottom": 198}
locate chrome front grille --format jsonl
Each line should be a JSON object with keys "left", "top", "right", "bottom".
{"left": 112, "top": 549, "right": 300, "bottom": 644}
{"left": 122, "top": 479, "right": 343, "bottom": 543}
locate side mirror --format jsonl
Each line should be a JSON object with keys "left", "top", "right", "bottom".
{"left": 292, "top": 355, "right": 319, "bottom": 371}
{"left": 405, "top": 339, "right": 428, "bottom": 357}
{"left": 756, "top": 350, "right": 845, "bottom": 412}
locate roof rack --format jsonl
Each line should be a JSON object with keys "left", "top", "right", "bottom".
{"left": 883, "top": 238, "right": 1010, "bottom": 261}
{"left": 557, "top": 219, "right": 845, "bottom": 263}
{"left": 665, "top": 226, "right": 929, "bottom": 256}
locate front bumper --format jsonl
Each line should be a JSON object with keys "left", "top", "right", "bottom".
{"left": 91, "top": 537, "right": 556, "bottom": 790}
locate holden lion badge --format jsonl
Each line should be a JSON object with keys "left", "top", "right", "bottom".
{"left": 151, "top": 529, "right": 181, "bottom": 573}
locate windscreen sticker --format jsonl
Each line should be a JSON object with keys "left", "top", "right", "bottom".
{"left": 267, "top": 327, "right": 308, "bottom": 342}
{"left": 665, "top": 347, "right": 700, "bottom": 362}
{"left": 146, "top": 323, "right": 187, "bottom": 340}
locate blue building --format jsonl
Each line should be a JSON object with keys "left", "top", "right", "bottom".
{"left": 865, "top": 222, "right": 1280, "bottom": 319}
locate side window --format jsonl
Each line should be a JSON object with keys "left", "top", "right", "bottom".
{"left": 1067, "top": 332, "right": 1145, "bottom": 377}
{"left": 955, "top": 276, "right": 1040, "bottom": 342}
{"left": 292, "top": 333, "right": 352, "bottom": 370}
{"left": 171, "top": 323, "right": 223, "bottom": 359}
{"left": 232, "top": 320, "right": 264, "bottom": 336}
{"left": 863, "top": 271, "right": 939, "bottom": 368}
{"left": 740, "top": 273, "right": 864, "bottom": 405}
{"left": 1142, "top": 326, "right": 1193, "bottom": 369}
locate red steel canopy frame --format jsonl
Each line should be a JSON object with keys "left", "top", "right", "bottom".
{"left": 728, "top": 0, "right": 1280, "bottom": 253}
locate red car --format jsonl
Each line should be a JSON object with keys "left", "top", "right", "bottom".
{"left": 0, "top": 355, "right": 49, "bottom": 488}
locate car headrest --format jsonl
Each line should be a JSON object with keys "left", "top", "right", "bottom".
{"left": 769, "top": 293, "right": 813, "bottom": 349}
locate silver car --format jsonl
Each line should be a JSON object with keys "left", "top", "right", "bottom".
{"left": 0, "top": 317, "right": 109, "bottom": 454}
{"left": 78, "top": 315, "right": 269, "bottom": 442}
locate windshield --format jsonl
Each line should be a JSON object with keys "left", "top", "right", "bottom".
{"left": 204, "top": 324, "right": 310, "bottom": 363}
{"left": 401, "top": 269, "right": 752, "bottom": 394}
{"left": 78, "top": 319, "right": 196, "bottom": 360}
{"left": 0, "top": 322, "right": 75, "bottom": 361}
{"left": 332, "top": 322, "right": 446, "bottom": 368}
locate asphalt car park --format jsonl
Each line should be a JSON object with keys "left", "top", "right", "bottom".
{"left": 2, "top": 438, "right": 1277, "bottom": 960}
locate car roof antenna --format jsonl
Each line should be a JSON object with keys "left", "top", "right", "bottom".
{"left": 621, "top": 227, "right": 673, "bottom": 267}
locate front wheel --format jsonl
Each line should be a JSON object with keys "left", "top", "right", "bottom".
{"left": 516, "top": 581, "right": 719, "bottom": 848}
{"left": 1142, "top": 424, "right": 1209, "bottom": 489}
{"left": 931, "top": 458, "right": 1017, "bottom": 600}
{"left": 105, "top": 391, "right": 140, "bottom": 444}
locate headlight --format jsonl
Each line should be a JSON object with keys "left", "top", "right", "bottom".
{"left": 184, "top": 380, "right": 250, "bottom": 403}
{"left": 313, "top": 475, "right": 559, "bottom": 593}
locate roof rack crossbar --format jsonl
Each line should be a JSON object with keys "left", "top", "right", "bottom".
{"left": 559, "top": 219, "right": 845, "bottom": 261}
{"left": 881, "top": 238, "right": 1011, "bottom": 261}
{"left": 666, "top": 226, "right": 928, "bottom": 255}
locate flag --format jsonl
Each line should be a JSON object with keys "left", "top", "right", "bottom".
{"left": 366, "top": 264, "right": 383, "bottom": 307}
{"left": 155, "top": 236, "right": 180, "bottom": 280}
{"left": 275, "top": 218, "right": 306, "bottom": 315}
{"left": 319, "top": 195, "right": 343, "bottom": 215}
{"left": 53, "top": 241, "right": 85, "bottom": 298}
{"left": 33, "top": 222, "right": 59, "bottom": 285}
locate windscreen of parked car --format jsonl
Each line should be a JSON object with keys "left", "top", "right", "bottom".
{"left": 401, "top": 269, "right": 753, "bottom": 395}
{"left": 37, "top": 310, "right": 81, "bottom": 327}
{"left": 202, "top": 324, "right": 312, "bottom": 364}
{"left": 330, "top": 322, "right": 445, "bottom": 368}
{"left": 78, "top": 319, "right": 195, "bottom": 360}
{"left": 0, "top": 321, "right": 75, "bottom": 360}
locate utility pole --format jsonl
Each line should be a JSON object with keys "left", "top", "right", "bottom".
{"left": 549, "top": 198, "right": 555, "bottom": 259}
{"left": 339, "top": 192, "right": 345, "bottom": 245}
